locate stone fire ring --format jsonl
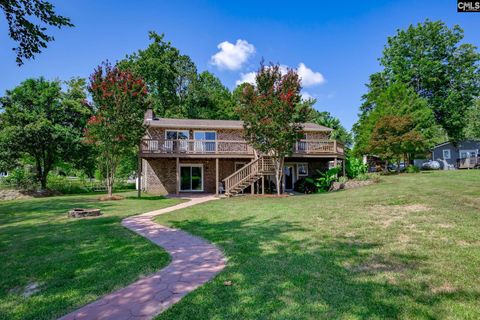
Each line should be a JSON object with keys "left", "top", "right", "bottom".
{"left": 68, "top": 208, "right": 102, "bottom": 218}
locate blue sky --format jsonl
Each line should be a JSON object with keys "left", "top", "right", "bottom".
{"left": 1, "top": 0, "right": 479, "bottom": 129}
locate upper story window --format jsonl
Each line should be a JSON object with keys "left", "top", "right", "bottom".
{"left": 194, "top": 131, "right": 217, "bottom": 152}
{"left": 194, "top": 131, "right": 216, "bottom": 141}
{"left": 165, "top": 130, "right": 189, "bottom": 140}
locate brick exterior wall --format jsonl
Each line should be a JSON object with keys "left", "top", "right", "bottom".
{"left": 143, "top": 157, "right": 332, "bottom": 195}
{"left": 143, "top": 158, "right": 251, "bottom": 195}
{"left": 142, "top": 125, "right": 334, "bottom": 195}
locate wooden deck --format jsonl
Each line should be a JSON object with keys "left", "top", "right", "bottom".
{"left": 140, "top": 139, "right": 344, "bottom": 158}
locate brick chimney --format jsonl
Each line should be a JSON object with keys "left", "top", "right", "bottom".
{"left": 144, "top": 108, "right": 153, "bottom": 122}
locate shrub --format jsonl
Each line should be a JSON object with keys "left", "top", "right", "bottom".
{"left": 406, "top": 165, "right": 420, "bottom": 173}
{"left": 346, "top": 155, "right": 367, "bottom": 179}
{"left": 303, "top": 167, "right": 341, "bottom": 193}
{"left": 294, "top": 177, "right": 318, "bottom": 194}
{"left": 1, "top": 168, "right": 37, "bottom": 190}
{"left": 355, "top": 172, "right": 381, "bottom": 182}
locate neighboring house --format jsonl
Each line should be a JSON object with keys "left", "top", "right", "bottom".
{"left": 139, "top": 110, "right": 345, "bottom": 196}
{"left": 0, "top": 171, "right": 7, "bottom": 178}
{"left": 432, "top": 140, "right": 480, "bottom": 169}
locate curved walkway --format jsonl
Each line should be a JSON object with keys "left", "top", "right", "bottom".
{"left": 60, "top": 195, "right": 226, "bottom": 320}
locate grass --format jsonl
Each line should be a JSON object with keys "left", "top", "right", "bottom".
{"left": 0, "top": 192, "right": 184, "bottom": 320}
{"left": 153, "top": 171, "right": 480, "bottom": 320}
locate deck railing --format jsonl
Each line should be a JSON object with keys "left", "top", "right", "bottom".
{"left": 141, "top": 139, "right": 254, "bottom": 155}
{"left": 294, "top": 139, "right": 344, "bottom": 155}
{"left": 141, "top": 139, "right": 344, "bottom": 156}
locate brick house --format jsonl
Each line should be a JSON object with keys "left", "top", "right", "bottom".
{"left": 139, "top": 110, "right": 345, "bottom": 196}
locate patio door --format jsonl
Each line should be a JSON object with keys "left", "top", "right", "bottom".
{"left": 180, "top": 164, "right": 203, "bottom": 192}
{"left": 284, "top": 165, "right": 295, "bottom": 191}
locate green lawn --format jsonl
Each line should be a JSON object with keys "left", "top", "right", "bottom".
{"left": 0, "top": 192, "right": 184, "bottom": 320}
{"left": 154, "top": 171, "right": 480, "bottom": 320}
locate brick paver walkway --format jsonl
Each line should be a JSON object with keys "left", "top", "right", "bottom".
{"left": 60, "top": 195, "right": 226, "bottom": 320}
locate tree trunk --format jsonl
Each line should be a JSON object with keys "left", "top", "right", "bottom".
{"left": 274, "top": 157, "right": 284, "bottom": 195}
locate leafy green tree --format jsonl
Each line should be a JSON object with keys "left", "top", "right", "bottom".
{"left": 0, "top": 78, "right": 92, "bottom": 189}
{"left": 362, "top": 20, "right": 480, "bottom": 142}
{"left": 185, "top": 71, "right": 237, "bottom": 120}
{"left": 239, "top": 63, "right": 311, "bottom": 195}
{"left": 86, "top": 62, "right": 148, "bottom": 197}
{"left": 465, "top": 100, "right": 480, "bottom": 139}
{"left": 118, "top": 32, "right": 197, "bottom": 118}
{"left": 354, "top": 83, "right": 441, "bottom": 159}
{"left": 368, "top": 115, "right": 426, "bottom": 171}
{"left": 308, "top": 109, "right": 352, "bottom": 147}
{"left": 1, "top": 0, "right": 73, "bottom": 65}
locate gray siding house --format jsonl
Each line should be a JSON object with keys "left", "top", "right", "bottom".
{"left": 432, "top": 140, "right": 480, "bottom": 168}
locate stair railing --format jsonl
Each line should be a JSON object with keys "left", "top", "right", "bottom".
{"left": 223, "top": 157, "right": 275, "bottom": 195}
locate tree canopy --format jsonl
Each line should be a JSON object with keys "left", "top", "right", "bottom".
{"left": 0, "top": 77, "right": 92, "bottom": 188}
{"left": 308, "top": 109, "right": 352, "bottom": 147}
{"left": 357, "top": 20, "right": 480, "bottom": 145}
{"left": 239, "top": 63, "right": 312, "bottom": 194}
{"left": 354, "top": 82, "right": 440, "bottom": 159}
{"left": 86, "top": 62, "right": 149, "bottom": 197}
{"left": 1, "top": 0, "right": 73, "bottom": 65}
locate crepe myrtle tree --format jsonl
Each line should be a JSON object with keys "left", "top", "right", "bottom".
{"left": 239, "top": 63, "right": 311, "bottom": 195}
{"left": 86, "top": 62, "right": 148, "bottom": 197}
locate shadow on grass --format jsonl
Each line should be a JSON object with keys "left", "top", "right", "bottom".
{"left": 158, "top": 217, "right": 480, "bottom": 319}
{"left": 125, "top": 195, "right": 167, "bottom": 201}
{"left": 0, "top": 196, "right": 171, "bottom": 320}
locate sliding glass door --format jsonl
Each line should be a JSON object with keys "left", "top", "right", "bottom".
{"left": 180, "top": 164, "right": 203, "bottom": 191}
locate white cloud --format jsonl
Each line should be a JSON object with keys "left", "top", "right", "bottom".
{"left": 235, "top": 72, "right": 257, "bottom": 86}
{"left": 211, "top": 39, "right": 255, "bottom": 70}
{"left": 301, "top": 91, "right": 315, "bottom": 100}
{"left": 297, "top": 63, "right": 325, "bottom": 87}
{"left": 235, "top": 63, "right": 326, "bottom": 88}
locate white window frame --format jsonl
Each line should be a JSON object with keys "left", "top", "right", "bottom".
{"left": 179, "top": 163, "right": 204, "bottom": 192}
{"left": 459, "top": 149, "right": 477, "bottom": 159}
{"left": 296, "top": 163, "right": 309, "bottom": 176}
{"left": 164, "top": 130, "right": 189, "bottom": 152}
{"left": 193, "top": 131, "right": 217, "bottom": 153}
{"left": 442, "top": 149, "right": 451, "bottom": 160}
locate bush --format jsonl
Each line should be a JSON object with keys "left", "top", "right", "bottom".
{"left": 47, "top": 174, "right": 135, "bottom": 194}
{"left": 346, "top": 155, "right": 367, "bottom": 179}
{"left": 406, "top": 165, "right": 420, "bottom": 173}
{"left": 0, "top": 168, "right": 37, "bottom": 190}
{"left": 294, "top": 177, "right": 318, "bottom": 194}
{"left": 355, "top": 172, "right": 381, "bottom": 182}
{"left": 295, "top": 167, "right": 341, "bottom": 193}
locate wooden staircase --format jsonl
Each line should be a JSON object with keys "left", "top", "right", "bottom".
{"left": 223, "top": 156, "right": 275, "bottom": 197}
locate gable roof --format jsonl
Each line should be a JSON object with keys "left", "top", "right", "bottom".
{"left": 433, "top": 140, "right": 480, "bottom": 149}
{"left": 147, "top": 118, "right": 333, "bottom": 132}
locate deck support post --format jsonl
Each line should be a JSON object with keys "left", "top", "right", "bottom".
{"left": 251, "top": 182, "right": 254, "bottom": 195}
{"left": 215, "top": 158, "right": 219, "bottom": 196}
{"left": 176, "top": 157, "right": 179, "bottom": 195}
{"left": 334, "top": 157, "right": 338, "bottom": 168}
{"left": 262, "top": 176, "right": 265, "bottom": 195}
{"left": 342, "top": 158, "right": 346, "bottom": 176}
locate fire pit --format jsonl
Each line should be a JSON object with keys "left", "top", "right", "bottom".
{"left": 68, "top": 208, "right": 102, "bottom": 218}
